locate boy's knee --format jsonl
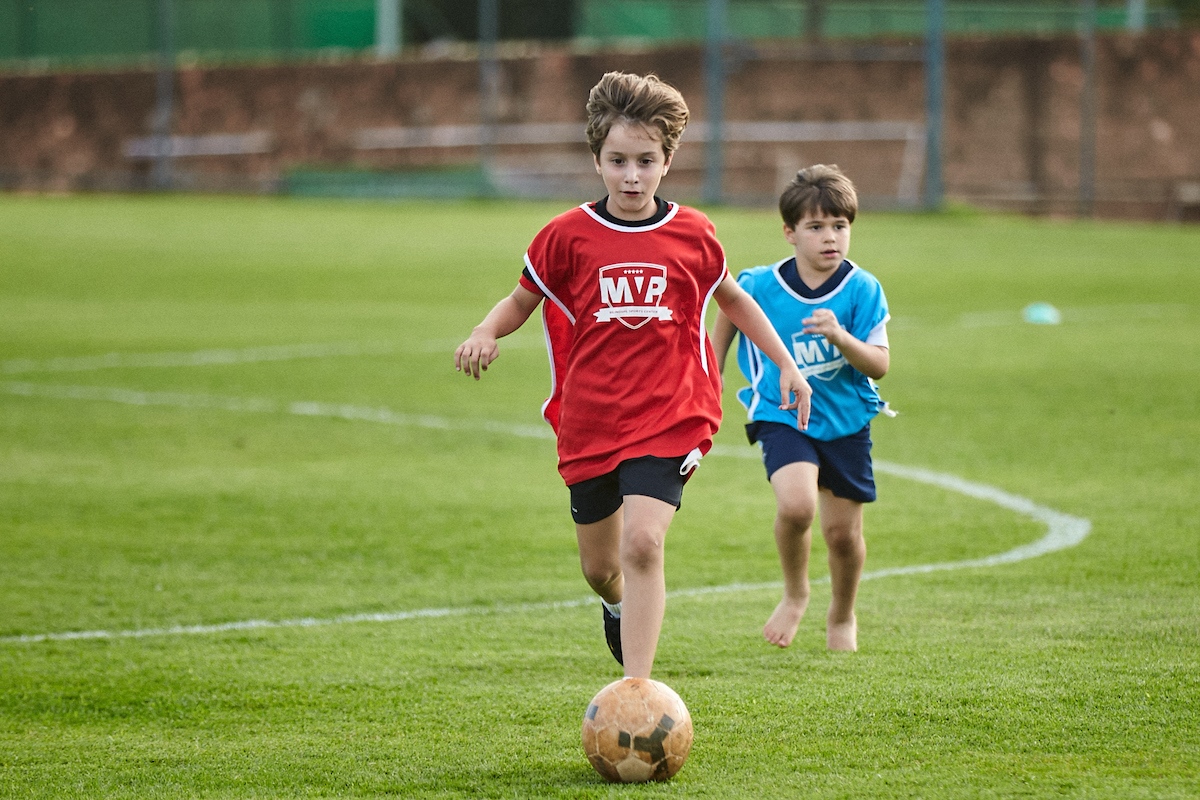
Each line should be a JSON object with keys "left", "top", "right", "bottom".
{"left": 823, "top": 525, "right": 863, "bottom": 556}
{"left": 776, "top": 500, "right": 816, "bottom": 532}
{"left": 621, "top": 527, "right": 666, "bottom": 572}
{"left": 579, "top": 555, "right": 620, "bottom": 592}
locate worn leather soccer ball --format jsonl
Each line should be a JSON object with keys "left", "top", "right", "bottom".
{"left": 581, "top": 677, "right": 693, "bottom": 782}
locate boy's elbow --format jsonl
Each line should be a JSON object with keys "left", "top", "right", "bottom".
{"left": 860, "top": 365, "right": 887, "bottom": 381}
{"left": 869, "top": 349, "right": 889, "bottom": 380}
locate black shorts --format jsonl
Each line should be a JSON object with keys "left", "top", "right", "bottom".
{"left": 568, "top": 454, "right": 695, "bottom": 525}
{"left": 747, "top": 421, "right": 876, "bottom": 503}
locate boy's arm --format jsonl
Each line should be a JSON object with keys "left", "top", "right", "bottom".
{"left": 713, "top": 275, "right": 812, "bottom": 430}
{"left": 711, "top": 309, "right": 738, "bottom": 378}
{"left": 455, "top": 284, "right": 542, "bottom": 380}
{"left": 802, "top": 308, "right": 890, "bottom": 380}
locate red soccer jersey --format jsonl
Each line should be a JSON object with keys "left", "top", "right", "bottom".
{"left": 519, "top": 201, "right": 728, "bottom": 486}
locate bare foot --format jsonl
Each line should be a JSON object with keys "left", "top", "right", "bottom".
{"left": 763, "top": 595, "right": 809, "bottom": 648}
{"left": 826, "top": 613, "right": 857, "bottom": 651}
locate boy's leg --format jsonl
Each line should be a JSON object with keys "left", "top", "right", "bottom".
{"left": 817, "top": 490, "right": 865, "bottom": 651}
{"left": 764, "top": 461, "right": 820, "bottom": 647}
{"left": 575, "top": 510, "right": 624, "bottom": 605}
{"left": 617, "top": 494, "right": 677, "bottom": 679}
{"left": 577, "top": 510, "right": 626, "bottom": 665}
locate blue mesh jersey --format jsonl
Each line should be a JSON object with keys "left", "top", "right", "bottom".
{"left": 732, "top": 257, "right": 890, "bottom": 441}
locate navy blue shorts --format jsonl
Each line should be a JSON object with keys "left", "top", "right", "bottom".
{"left": 568, "top": 454, "right": 693, "bottom": 525}
{"left": 746, "top": 421, "right": 876, "bottom": 503}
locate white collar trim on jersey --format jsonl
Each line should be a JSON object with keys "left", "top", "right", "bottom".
{"left": 581, "top": 201, "right": 680, "bottom": 232}
{"left": 771, "top": 257, "right": 860, "bottom": 304}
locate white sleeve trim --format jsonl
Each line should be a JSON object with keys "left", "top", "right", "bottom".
{"left": 865, "top": 316, "right": 890, "bottom": 348}
{"left": 523, "top": 253, "right": 576, "bottom": 325}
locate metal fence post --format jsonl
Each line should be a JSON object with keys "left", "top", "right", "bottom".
{"left": 151, "top": 0, "right": 175, "bottom": 191}
{"left": 923, "top": 0, "right": 945, "bottom": 211}
{"left": 703, "top": 0, "right": 727, "bottom": 205}
{"left": 478, "top": 0, "right": 500, "bottom": 193}
{"left": 1079, "top": 0, "right": 1097, "bottom": 217}
{"left": 377, "top": 0, "right": 401, "bottom": 58}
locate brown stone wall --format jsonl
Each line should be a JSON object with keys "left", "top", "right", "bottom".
{"left": 945, "top": 33, "right": 1200, "bottom": 217}
{"left": 1, "top": 32, "right": 1198, "bottom": 218}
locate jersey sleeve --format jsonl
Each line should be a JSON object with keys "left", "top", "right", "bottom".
{"left": 522, "top": 213, "right": 579, "bottom": 324}
{"left": 519, "top": 267, "right": 543, "bottom": 296}
{"left": 539, "top": 299, "right": 571, "bottom": 434}
{"left": 733, "top": 265, "right": 771, "bottom": 304}
{"left": 522, "top": 212, "right": 578, "bottom": 435}
{"left": 847, "top": 273, "right": 890, "bottom": 343}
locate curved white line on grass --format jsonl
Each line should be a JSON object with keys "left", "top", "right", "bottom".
{"left": 868, "top": 460, "right": 1090, "bottom": 574}
{"left": 710, "top": 445, "right": 1091, "bottom": 578}
{"left": 2, "top": 599, "right": 599, "bottom": 645}
{"left": 0, "top": 382, "right": 1090, "bottom": 645}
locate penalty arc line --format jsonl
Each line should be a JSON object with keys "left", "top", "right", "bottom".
{"left": 0, "top": 381, "right": 1090, "bottom": 645}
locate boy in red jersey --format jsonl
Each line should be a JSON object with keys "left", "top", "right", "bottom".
{"left": 455, "top": 71, "right": 811, "bottom": 679}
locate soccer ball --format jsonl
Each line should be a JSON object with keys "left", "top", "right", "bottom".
{"left": 581, "top": 677, "right": 693, "bottom": 782}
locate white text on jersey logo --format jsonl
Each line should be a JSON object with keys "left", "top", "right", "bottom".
{"left": 594, "top": 263, "right": 673, "bottom": 329}
{"left": 791, "top": 333, "right": 846, "bottom": 381}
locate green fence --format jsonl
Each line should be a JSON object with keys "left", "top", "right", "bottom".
{"left": 576, "top": 0, "right": 1178, "bottom": 41}
{"left": 0, "top": 0, "right": 375, "bottom": 65}
{"left": 283, "top": 166, "right": 495, "bottom": 199}
{"left": 0, "top": 0, "right": 1181, "bottom": 67}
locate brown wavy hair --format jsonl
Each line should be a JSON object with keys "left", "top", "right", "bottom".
{"left": 585, "top": 72, "right": 690, "bottom": 157}
{"left": 779, "top": 164, "right": 859, "bottom": 227}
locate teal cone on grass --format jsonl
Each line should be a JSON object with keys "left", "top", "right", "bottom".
{"left": 1023, "top": 302, "right": 1062, "bottom": 325}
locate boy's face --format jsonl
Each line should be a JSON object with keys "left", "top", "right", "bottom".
{"left": 785, "top": 211, "right": 852, "bottom": 278}
{"left": 594, "top": 120, "right": 673, "bottom": 221}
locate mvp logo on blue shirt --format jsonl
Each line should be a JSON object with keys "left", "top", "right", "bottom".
{"left": 791, "top": 333, "right": 846, "bottom": 381}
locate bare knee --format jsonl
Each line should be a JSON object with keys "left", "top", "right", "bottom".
{"left": 769, "top": 462, "right": 819, "bottom": 535}
{"left": 776, "top": 498, "right": 816, "bottom": 534}
{"left": 621, "top": 526, "right": 666, "bottom": 573}
{"left": 823, "top": 522, "right": 864, "bottom": 558}
{"left": 579, "top": 555, "right": 621, "bottom": 594}
{"left": 581, "top": 562, "right": 620, "bottom": 594}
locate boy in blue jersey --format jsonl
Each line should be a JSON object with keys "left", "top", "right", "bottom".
{"left": 712, "top": 164, "right": 891, "bottom": 652}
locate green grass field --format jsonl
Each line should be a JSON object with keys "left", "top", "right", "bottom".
{"left": 1, "top": 193, "right": 1197, "bottom": 798}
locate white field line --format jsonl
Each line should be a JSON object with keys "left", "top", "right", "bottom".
{"left": 3, "top": 301, "right": 1191, "bottom": 375}
{"left": 1, "top": 341, "right": 399, "bottom": 375}
{"left": 0, "top": 381, "right": 1090, "bottom": 646}
{"left": 0, "top": 337, "right": 545, "bottom": 376}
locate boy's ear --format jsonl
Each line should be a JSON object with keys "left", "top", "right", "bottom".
{"left": 662, "top": 151, "right": 673, "bottom": 174}
{"left": 594, "top": 153, "right": 603, "bottom": 175}
{"left": 783, "top": 223, "right": 797, "bottom": 244}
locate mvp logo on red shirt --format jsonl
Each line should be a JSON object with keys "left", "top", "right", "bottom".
{"left": 594, "top": 263, "right": 673, "bottom": 329}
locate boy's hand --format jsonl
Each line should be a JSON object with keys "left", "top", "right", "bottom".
{"left": 455, "top": 333, "right": 500, "bottom": 380}
{"left": 801, "top": 308, "right": 845, "bottom": 346}
{"left": 778, "top": 365, "right": 812, "bottom": 430}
